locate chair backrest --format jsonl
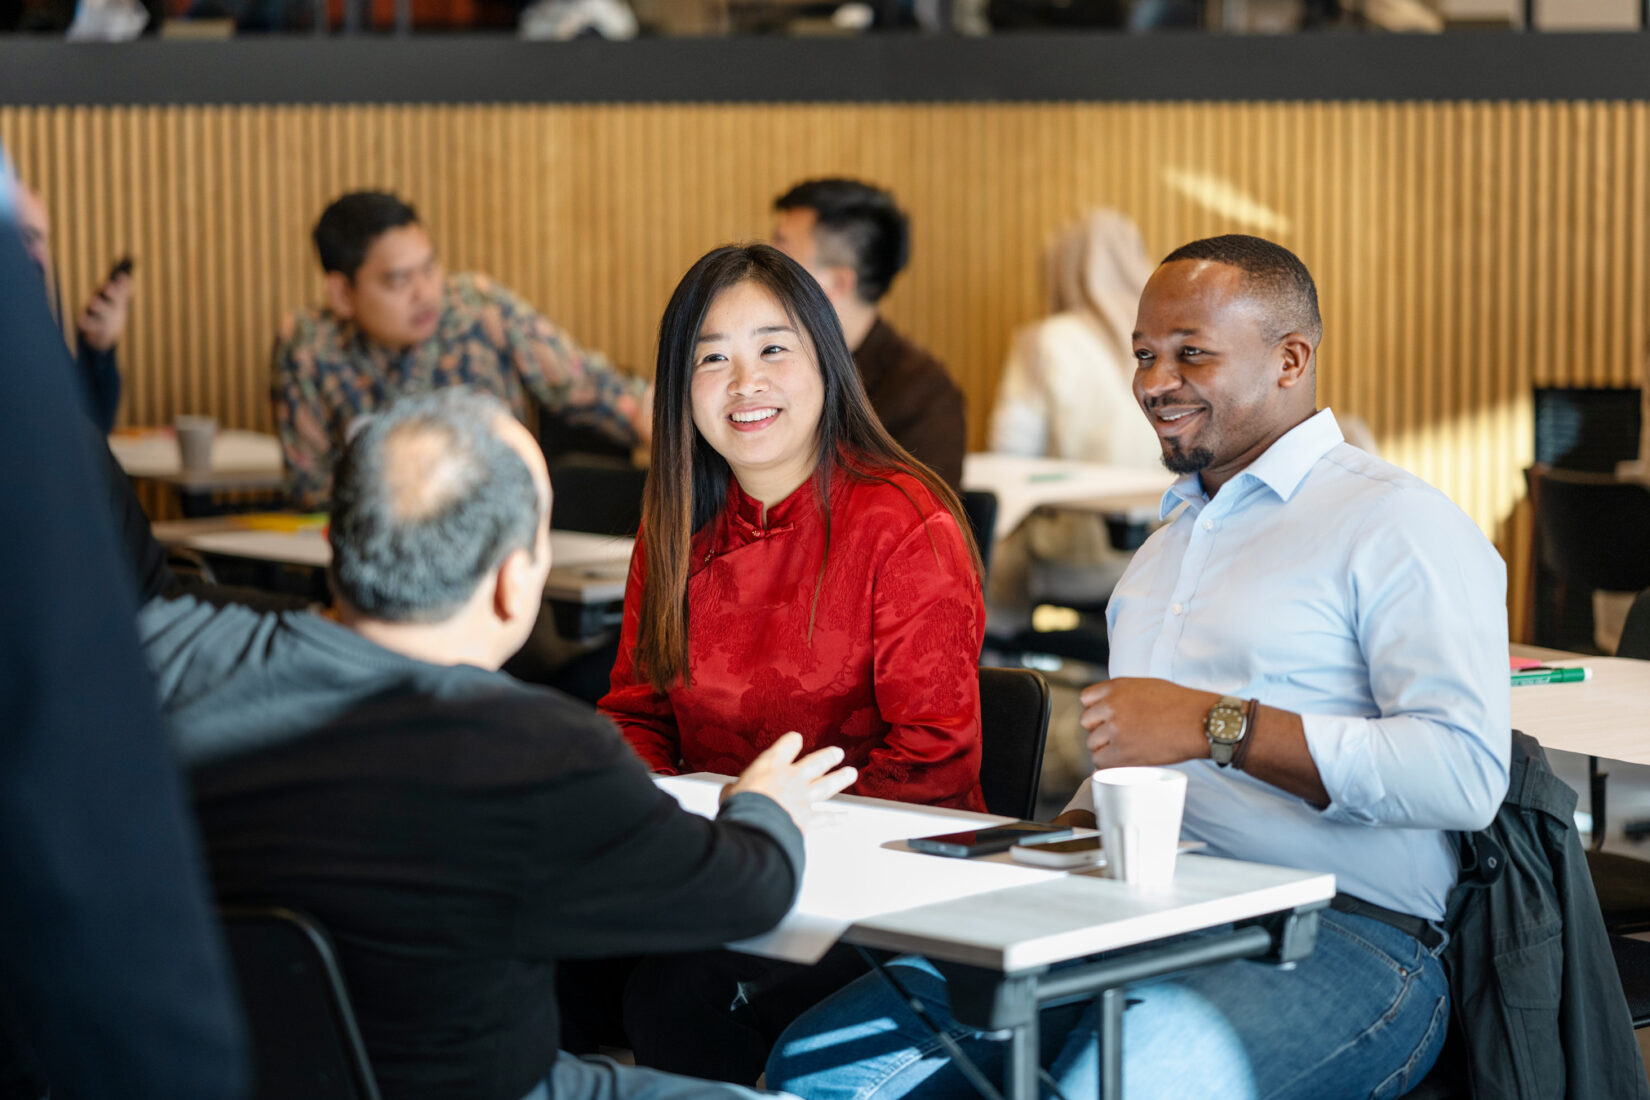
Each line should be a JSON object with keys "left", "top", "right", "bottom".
{"left": 977, "top": 666, "right": 1052, "bottom": 819}
{"left": 1617, "top": 589, "right": 1650, "bottom": 660}
{"left": 547, "top": 454, "right": 648, "bottom": 537}
{"left": 220, "top": 906, "right": 381, "bottom": 1100}
{"left": 1532, "top": 466, "right": 1650, "bottom": 594}
{"left": 959, "top": 489, "right": 998, "bottom": 581}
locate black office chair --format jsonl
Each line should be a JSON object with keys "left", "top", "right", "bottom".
{"left": 959, "top": 489, "right": 998, "bottom": 582}
{"left": 165, "top": 545, "right": 218, "bottom": 586}
{"left": 1611, "top": 933, "right": 1650, "bottom": 1029}
{"left": 1617, "top": 587, "right": 1650, "bottom": 664}
{"left": 220, "top": 906, "right": 382, "bottom": 1100}
{"left": 1531, "top": 465, "right": 1650, "bottom": 639}
{"left": 547, "top": 454, "right": 647, "bottom": 537}
{"left": 1529, "top": 468, "right": 1650, "bottom": 930}
{"left": 978, "top": 666, "right": 1052, "bottom": 820}
{"left": 1586, "top": 588, "right": 1650, "bottom": 934}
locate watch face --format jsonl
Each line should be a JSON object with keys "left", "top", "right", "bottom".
{"left": 1206, "top": 705, "right": 1245, "bottom": 744}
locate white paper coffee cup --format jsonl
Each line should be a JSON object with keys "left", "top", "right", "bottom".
{"left": 1092, "top": 767, "right": 1188, "bottom": 890}
{"left": 175, "top": 415, "right": 217, "bottom": 475}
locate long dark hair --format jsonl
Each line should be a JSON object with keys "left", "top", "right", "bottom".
{"left": 636, "top": 242, "right": 980, "bottom": 691}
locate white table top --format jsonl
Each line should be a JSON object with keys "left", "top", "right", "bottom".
{"left": 151, "top": 518, "right": 634, "bottom": 604}
{"left": 109, "top": 428, "right": 285, "bottom": 488}
{"left": 661, "top": 774, "right": 1335, "bottom": 973}
{"left": 850, "top": 854, "right": 1336, "bottom": 973}
{"left": 1509, "top": 646, "right": 1650, "bottom": 766}
{"left": 963, "top": 452, "right": 1176, "bottom": 542}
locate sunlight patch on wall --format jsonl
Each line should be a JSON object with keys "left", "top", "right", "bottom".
{"left": 1161, "top": 169, "right": 1292, "bottom": 235}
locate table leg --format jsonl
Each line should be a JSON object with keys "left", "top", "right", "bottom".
{"left": 1098, "top": 986, "right": 1123, "bottom": 1100}
{"left": 1005, "top": 992, "right": 1041, "bottom": 1100}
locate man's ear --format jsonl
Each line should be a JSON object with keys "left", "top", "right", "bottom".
{"left": 491, "top": 546, "right": 536, "bottom": 624}
{"left": 822, "top": 264, "right": 859, "bottom": 308}
{"left": 323, "top": 272, "right": 356, "bottom": 320}
{"left": 1276, "top": 333, "right": 1314, "bottom": 390}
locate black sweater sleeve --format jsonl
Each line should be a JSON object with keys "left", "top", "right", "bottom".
{"left": 521, "top": 760, "right": 803, "bottom": 959}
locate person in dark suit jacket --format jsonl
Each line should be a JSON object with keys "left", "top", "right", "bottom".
{"left": 772, "top": 178, "right": 966, "bottom": 491}
{"left": 0, "top": 160, "right": 246, "bottom": 1100}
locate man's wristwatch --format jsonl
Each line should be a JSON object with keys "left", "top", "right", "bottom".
{"left": 1204, "top": 695, "right": 1250, "bottom": 767}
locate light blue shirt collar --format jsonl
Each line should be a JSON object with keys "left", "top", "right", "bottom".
{"left": 1159, "top": 408, "right": 1344, "bottom": 520}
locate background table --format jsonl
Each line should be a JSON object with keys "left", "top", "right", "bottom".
{"left": 1510, "top": 645, "right": 1650, "bottom": 766}
{"left": 963, "top": 453, "right": 1176, "bottom": 543}
{"left": 661, "top": 774, "right": 1334, "bottom": 1100}
{"left": 110, "top": 428, "right": 288, "bottom": 514}
{"left": 151, "top": 516, "right": 634, "bottom": 635}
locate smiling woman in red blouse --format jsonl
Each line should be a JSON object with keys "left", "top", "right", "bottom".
{"left": 599, "top": 243, "right": 985, "bottom": 813}
{"left": 581, "top": 244, "right": 984, "bottom": 1087}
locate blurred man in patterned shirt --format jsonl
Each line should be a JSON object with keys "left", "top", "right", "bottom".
{"left": 272, "top": 190, "right": 651, "bottom": 509}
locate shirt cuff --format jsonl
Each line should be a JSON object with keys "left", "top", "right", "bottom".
{"left": 1301, "top": 713, "right": 1387, "bottom": 825}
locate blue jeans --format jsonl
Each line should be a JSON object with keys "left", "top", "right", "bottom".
{"left": 766, "top": 910, "right": 1449, "bottom": 1100}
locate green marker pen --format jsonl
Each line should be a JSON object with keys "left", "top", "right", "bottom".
{"left": 1510, "top": 667, "right": 1592, "bottom": 687}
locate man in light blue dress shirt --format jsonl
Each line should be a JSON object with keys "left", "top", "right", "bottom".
{"left": 766, "top": 236, "right": 1511, "bottom": 1100}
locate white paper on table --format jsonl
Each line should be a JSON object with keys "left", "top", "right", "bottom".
{"left": 186, "top": 528, "right": 330, "bottom": 567}
{"left": 657, "top": 774, "right": 1068, "bottom": 964}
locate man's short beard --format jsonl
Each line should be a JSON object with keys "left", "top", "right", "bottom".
{"left": 1162, "top": 444, "right": 1214, "bottom": 474}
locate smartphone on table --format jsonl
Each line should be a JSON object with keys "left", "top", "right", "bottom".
{"left": 1009, "top": 834, "right": 1103, "bottom": 868}
{"left": 907, "top": 821, "right": 1075, "bottom": 858}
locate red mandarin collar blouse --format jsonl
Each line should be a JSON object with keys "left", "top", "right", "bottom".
{"left": 600, "top": 464, "right": 986, "bottom": 812}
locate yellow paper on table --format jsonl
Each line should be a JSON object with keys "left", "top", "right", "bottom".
{"left": 231, "top": 512, "right": 328, "bottom": 533}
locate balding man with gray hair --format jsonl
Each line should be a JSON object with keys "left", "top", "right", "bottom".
{"left": 139, "top": 388, "right": 849, "bottom": 1100}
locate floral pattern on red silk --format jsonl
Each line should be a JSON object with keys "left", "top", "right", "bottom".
{"left": 600, "top": 465, "right": 986, "bottom": 811}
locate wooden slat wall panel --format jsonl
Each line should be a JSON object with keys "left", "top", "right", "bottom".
{"left": 4, "top": 100, "right": 1646, "bottom": 637}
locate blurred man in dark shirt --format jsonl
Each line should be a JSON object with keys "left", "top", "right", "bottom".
{"left": 773, "top": 178, "right": 966, "bottom": 490}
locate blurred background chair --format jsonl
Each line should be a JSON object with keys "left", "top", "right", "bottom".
{"left": 547, "top": 454, "right": 647, "bottom": 537}
{"left": 1531, "top": 466, "right": 1650, "bottom": 641}
{"left": 1617, "top": 588, "right": 1650, "bottom": 662}
{"left": 1530, "top": 467, "right": 1650, "bottom": 932}
{"left": 959, "top": 488, "right": 998, "bottom": 583}
{"left": 978, "top": 665, "right": 1051, "bottom": 819}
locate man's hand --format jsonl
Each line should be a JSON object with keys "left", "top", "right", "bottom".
{"left": 77, "top": 272, "right": 132, "bottom": 353}
{"left": 1081, "top": 678, "right": 1328, "bottom": 807}
{"left": 1079, "top": 677, "right": 1219, "bottom": 769}
{"left": 723, "top": 731, "right": 857, "bottom": 832}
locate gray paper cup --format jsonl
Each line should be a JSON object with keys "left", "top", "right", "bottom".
{"left": 174, "top": 415, "right": 217, "bottom": 476}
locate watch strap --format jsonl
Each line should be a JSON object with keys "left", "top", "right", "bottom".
{"left": 1232, "top": 697, "right": 1261, "bottom": 771}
